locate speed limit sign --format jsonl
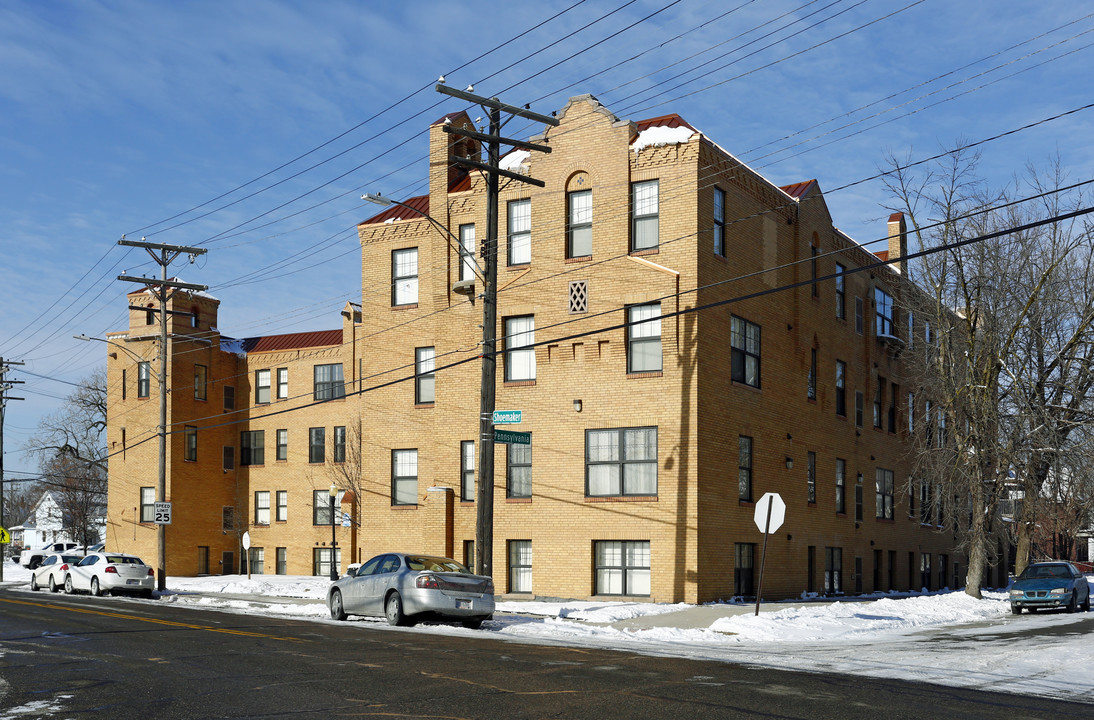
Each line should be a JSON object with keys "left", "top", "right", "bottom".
{"left": 154, "top": 502, "right": 172, "bottom": 525}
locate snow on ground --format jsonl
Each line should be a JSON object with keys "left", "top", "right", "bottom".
{"left": 4, "top": 561, "right": 1092, "bottom": 703}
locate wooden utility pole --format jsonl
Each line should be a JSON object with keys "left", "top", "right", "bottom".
{"left": 117, "top": 238, "right": 207, "bottom": 591}
{"left": 434, "top": 83, "right": 557, "bottom": 578}
{"left": 0, "top": 357, "right": 25, "bottom": 582}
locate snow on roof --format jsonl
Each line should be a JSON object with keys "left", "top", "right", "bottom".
{"left": 500, "top": 149, "right": 530, "bottom": 172}
{"left": 632, "top": 124, "right": 697, "bottom": 154}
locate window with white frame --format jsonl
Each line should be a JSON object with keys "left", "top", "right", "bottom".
{"left": 738, "top": 435, "right": 752, "bottom": 502}
{"left": 312, "top": 547, "right": 341, "bottom": 577}
{"left": 313, "top": 363, "right": 345, "bottom": 401}
{"left": 140, "top": 487, "right": 155, "bottom": 523}
{"left": 254, "top": 491, "right": 270, "bottom": 525}
{"left": 586, "top": 427, "right": 657, "bottom": 497}
{"left": 504, "top": 316, "right": 535, "bottom": 381}
{"left": 137, "top": 362, "right": 150, "bottom": 398}
{"left": 731, "top": 316, "right": 761, "bottom": 388}
{"left": 392, "top": 247, "right": 419, "bottom": 306}
{"left": 392, "top": 449, "right": 418, "bottom": 506}
{"left": 595, "top": 540, "right": 650, "bottom": 596}
{"left": 415, "top": 346, "right": 435, "bottom": 404}
{"left": 567, "top": 189, "right": 592, "bottom": 258}
{"left": 825, "top": 547, "right": 843, "bottom": 593}
{"left": 334, "top": 426, "right": 346, "bottom": 463}
{"left": 508, "top": 540, "right": 532, "bottom": 593}
{"left": 627, "top": 302, "right": 662, "bottom": 373}
{"left": 276, "top": 367, "right": 288, "bottom": 399}
{"left": 835, "top": 263, "right": 846, "bottom": 319}
{"left": 835, "top": 360, "right": 847, "bottom": 417}
{"left": 631, "top": 180, "right": 659, "bottom": 251}
{"left": 194, "top": 364, "right": 207, "bottom": 401}
{"left": 184, "top": 426, "right": 197, "bottom": 462}
{"left": 876, "top": 468, "right": 894, "bottom": 520}
{"left": 508, "top": 199, "right": 531, "bottom": 266}
{"left": 276, "top": 547, "right": 287, "bottom": 574}
{"left": 836, "top": 458, "right": 846, "bottom": 514}
{"left": 875, "top": 287, "right": 894, "bottom": 336}
{"left": 313, "top": 489, "right": 335, "bottom": 526}
{"left": 459, "top": 224, "right": 476, "bottom": 282}
{"left": 255, "top": 369, "right": 271, "bottom": 404}
{"left": 460, "top": 440, "right": 475, "bottom": 502}
{"left": 249, "top": 547, "right": 265, "bottom": 575}
{"left": 276, "top": 429, "right": 288, "bottom": 461}
{"left": 713, "top": 187, "right": 725, "bottom": 256}
{"left": 276, "top": 490, "right": 287, "bottom": 522}
{"left": 507, "top": 440, "right": 531, "bottom": 498}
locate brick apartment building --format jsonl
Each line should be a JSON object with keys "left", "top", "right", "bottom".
{"left": 104, "top": 94, "right": 961, "bottom": 602}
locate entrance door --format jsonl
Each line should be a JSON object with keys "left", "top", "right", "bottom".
{"left": 222, "top": 551, "right": 234, "bottom": 575}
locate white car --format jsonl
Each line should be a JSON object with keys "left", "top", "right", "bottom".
{"left": 29, "top": 553, "right": 84, "bottom": 592}
{"left": 64, "top": 552, "right": 155, "bottom": 598}
{"left": 20, "top": 542, "right": 80, "bottom": 569}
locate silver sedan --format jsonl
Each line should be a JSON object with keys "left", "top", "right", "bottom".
{"left": 328, "top": 553, "right": 494, "bottom": 628}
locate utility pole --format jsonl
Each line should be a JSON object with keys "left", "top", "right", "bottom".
{"left": 117, "top": 238, "right": 207, "bottom": 591}
{"left": 0, "top": 357, "right": 25, "bottom": 582}
{"left": 435, "top": 83, "right": 557, "bottom": 578}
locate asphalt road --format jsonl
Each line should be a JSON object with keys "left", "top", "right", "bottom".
{"left": 2, "top": 588, "right": 1092, "bottom": 719}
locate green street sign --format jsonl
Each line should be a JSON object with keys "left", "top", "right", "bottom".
{"left": 492, "top": 410, "right": 522, "bottom": 424}
{"left": 494, "top": 429, "right": 531, "bottom": 445}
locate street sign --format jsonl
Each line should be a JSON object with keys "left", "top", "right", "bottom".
{"left": 154, "top": 502, "right": 172, "bottom": 525}
{"left": 494, "top": 429, "right": 531, "bottom": 445}
{"left": 753, "top": 493, "right": 786, "bottom": 533}
{"left": 492, "top": 410, "right": 522, "bottom": 424}
{"left": 242, "top": 531, "right": 251, "bottom": 550}
{"left": 0, "top": 527, "right": 10, "bottom": 545}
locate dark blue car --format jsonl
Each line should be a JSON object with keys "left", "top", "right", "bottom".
{"left": 1009, "top": 561, "right": 1091, "bottom": 614}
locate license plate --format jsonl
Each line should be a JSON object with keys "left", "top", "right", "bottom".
{"left": 456, "top": 599, "right": 470, "bottom": 609}
{"left": 127, "top": 579, "right": 138, "bottom": 585}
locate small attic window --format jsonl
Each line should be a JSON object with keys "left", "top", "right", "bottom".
{"left": 191, "top": 306, "right": 200, "bottom": 329}
{"left": 145, "top": 305, "right": 155, "bottom": 326}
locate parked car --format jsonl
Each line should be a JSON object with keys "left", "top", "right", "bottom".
{"left": 29, "top": 553, "right": 84, "bottom": 592}
{"left": 63, "top": 552, "right": 155, "bottom": 598}
{"left": 20, "top": 542, "right": 80, "bottom": 569}
{"left": 328, "top": 553, "right": 494, "bottom": 628}
{"left": 1009, "top": 561, "right": 1091, "bottom": 614}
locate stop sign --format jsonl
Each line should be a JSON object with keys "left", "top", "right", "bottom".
{"left": 753, "top": 492, "right": 786, "bottom": 534}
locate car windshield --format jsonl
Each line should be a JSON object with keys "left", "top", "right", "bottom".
{"left": 406, "top": 556, "right": 470, "bottom": 574}
{"left": 1019, "top": 565, "right": 1071, "bottom": 580}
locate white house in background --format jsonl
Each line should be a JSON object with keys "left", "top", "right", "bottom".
{"left": 10, "top": 492, "right": 72, "bottom": 550}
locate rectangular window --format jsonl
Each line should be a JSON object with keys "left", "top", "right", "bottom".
{"left": 855, "top": 481, "right": 864, "bottom": 522}
{"left": 908, "top": 391, "right": 915, "bottom": 433}
{"left": 835, "top": 458, "right": 846, "bottom": 514}
{"left": 276, "top": 429, "right": 288, "bottom": 461}
{"left": 276, "top": 367, "right": 288, "bottom": 400}
{"left": 222, "top": 446, "right": 235, "bottom": 471}
{"left": 458, "top": 223, "right": 476, "bottom": 282}
{"left": 313, "top": 489, "right": 336, "bottom": 526}
{"left": 313, "top": 547, "right": 341, "bottom": 578}
{"left": 825, "top": 547, "right": 843, "bottom": 594}
{"left": 876, "top": 468, "right": 894, "bottom": 520}
{"left": 920, "top": 480, "right": 931, "bottom": 524}
{"left": 507, "top": 441, "right": 532, "bottom": 499}
{"left": 594, "top": 540, "right": 650, "bottom": 596}
{"left": 309, "top": 427, "right": 325, "bottom": 464}
{"left": 508, "top": 540, "right": 532, "bottom": 594}
{"left": 223, "top": 506, "right": 235, "bottom": 533}
{"left": 333, "top": 426, "right": 346, "bottom": 463}
{"left": 811, "top": 245, "right": 819, "bottom": 298}
{"left": 415, "top": 347, "right": 435, "bottom": 404}
{"left": 313, "top": 363, "right": 345, "bottom": 401}
{"left": 713, "top": 187, "right": 725, "bottom": 256}
{"left": 223, "top": 386, "right": 235, "bottom": 411}
{"left": 855, "top": 296, "right": 864, "bottom": 334}
{"left": 249, "top": 547, "right": 265, "bottom": 575}
{"left": 392, "top": 247, "right": 419, "bottom": 306}
{"left": 276, "top": 490, "right": 288, "bottom": 522}
{"left": 627, "top": 303, "right": 662, "bottom": 373}
{"left": 835, "top": 263, "right": 846, "bottom": 319}
{"left": 855, "top": 391, "right": 864, "bottom": 428}
{"left": 122, "top": 369, "right": 127, "bottom": 400}
{"left": 138, "top": 361, "right": 150, "bottom": 398}
{"left": 184, "top": 426, "right": 197, "bottom": 462}
{"left": 738, "top": 435, "right": 753, "bottom": 502}
{"left": 808, "top": 348, "right": 817, "bottom": 400}
{"left": 392, "top": 449, "right": 418, "bottom": 506}
{"left": 240, "top": 430, "right": 264, "bottom": 466}
{"left": 920, "top": 552, "right": 932, "bottom": 591}
{"left": 461, "top": 440, "right": 476, "bottom": 502}
{"left": 731, "top": 316, "right": 761, "bottom": 388}
{"left": 631, "top": 179, "right": 659, "bottom": 251}
{"left": 504, "top": 316, "right": 536, "bottom": 382}
{"left": 508, "top": 199, "right": 531, "bottom": 266}
{"left": 586, "top": 427, "right": 657, "bottom": 497}
{"left": 875, "top": 287, "right": 894, "bottom": 336}
{"left": 907, "top": 311, "right": 914, "bottom": 348}
{"left": 254, "top": 491, "right": 270, "bottom": 525}
{"left": 140, "top": 487, "right": 155, "bottom": 523}
{"left": 194, "top": 364, "right": 207, "bottom": 401}
{"left": 888, "top": 383, "right": 898, "bottom": 433}
{"left": 873, "top": 378, "right": 884, "bottom": 429}
{"left": 835, "top": 360, "right": 847, "bottom": 417}
{"left": 734, "top": 543, "right": 756, "bottom": 596}
{"left": 567, "top": 189, "right": 592, "bottom": 258}
{"left": 255, "top": 369, "right": 271, "bottom": 404}
{"left": 276, "top": 547, "right": 287, "bottom": 575}
{"left": 807, "top": 451, "right": 816, "bottom": 504}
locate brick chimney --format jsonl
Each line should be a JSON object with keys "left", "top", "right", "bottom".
{"left": 887, "top": 212, "right": 907, "bottom": 275}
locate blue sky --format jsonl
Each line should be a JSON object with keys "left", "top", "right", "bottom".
{"left": 2, "top": 0, "right": 1092, "bottom": 481}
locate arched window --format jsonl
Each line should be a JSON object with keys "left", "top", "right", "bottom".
{"left": 145, "top": 304, "right": 155, "bottom": 325}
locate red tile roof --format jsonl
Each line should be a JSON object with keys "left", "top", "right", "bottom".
{"left": 360, "top": 194, "right": 429, "bottom": 226}
{"left": 236, "top": 329, "right": 342, "bottom": 353}
{"left": 779, "top": 180, "right": 818, "bottom": 199}
{"left": 636, "top": 113, "right": 697, "bottom": 132}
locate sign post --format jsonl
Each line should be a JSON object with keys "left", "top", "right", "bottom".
{"left": 752, "top": 492, "right": 786, "bottom": 616}
{"left": 242, "top": 531, "right": 251, "bottom": 580}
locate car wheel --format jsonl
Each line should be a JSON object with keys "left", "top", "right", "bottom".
{"left": 91, "top": 577, "right": 101, "bottom": 597}
{"left": 64, "top": 575, "right": 74, "bottom": 595}
{"left": 1010, "top": 604, "right": 1022, "bottom": 615}
{"left": 385, "top": 592, "right": 406, "bottom": 626}
{"left": 48, "top": 575, "right": 58, "bottom": 593}
{"left": 461, "top": 616, "right": 489, "bottom": 629}
{"left": 329, "top": 590, "right": 347, "bottom": 621}
{"left": 30, "top": 574, "right": 39, "bottom": 592}
{"left": 29, "top": 558, "right": 41, "bottom": 570}
{"left": 1082, "top": 592, "right": 1091, "bottom": 613}
{"left": 1067, "top": 593, "right": 1078, "bottom": 613}
{"left": 141, "top": 589, "right": 153, "bottom": 600}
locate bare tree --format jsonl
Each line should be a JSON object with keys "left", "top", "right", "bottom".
{"left": 25, "top": 369, "right": 108, "bottom": 549}
{"left": 883, "top": 149, "right": 1094, "bottom": 597}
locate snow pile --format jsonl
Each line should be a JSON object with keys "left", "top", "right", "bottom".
{"left": 497, "top": 599, "right": 691, "bottom": 622}
{"left": 632, "top": 125, "right": 695, "bottom": 154}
